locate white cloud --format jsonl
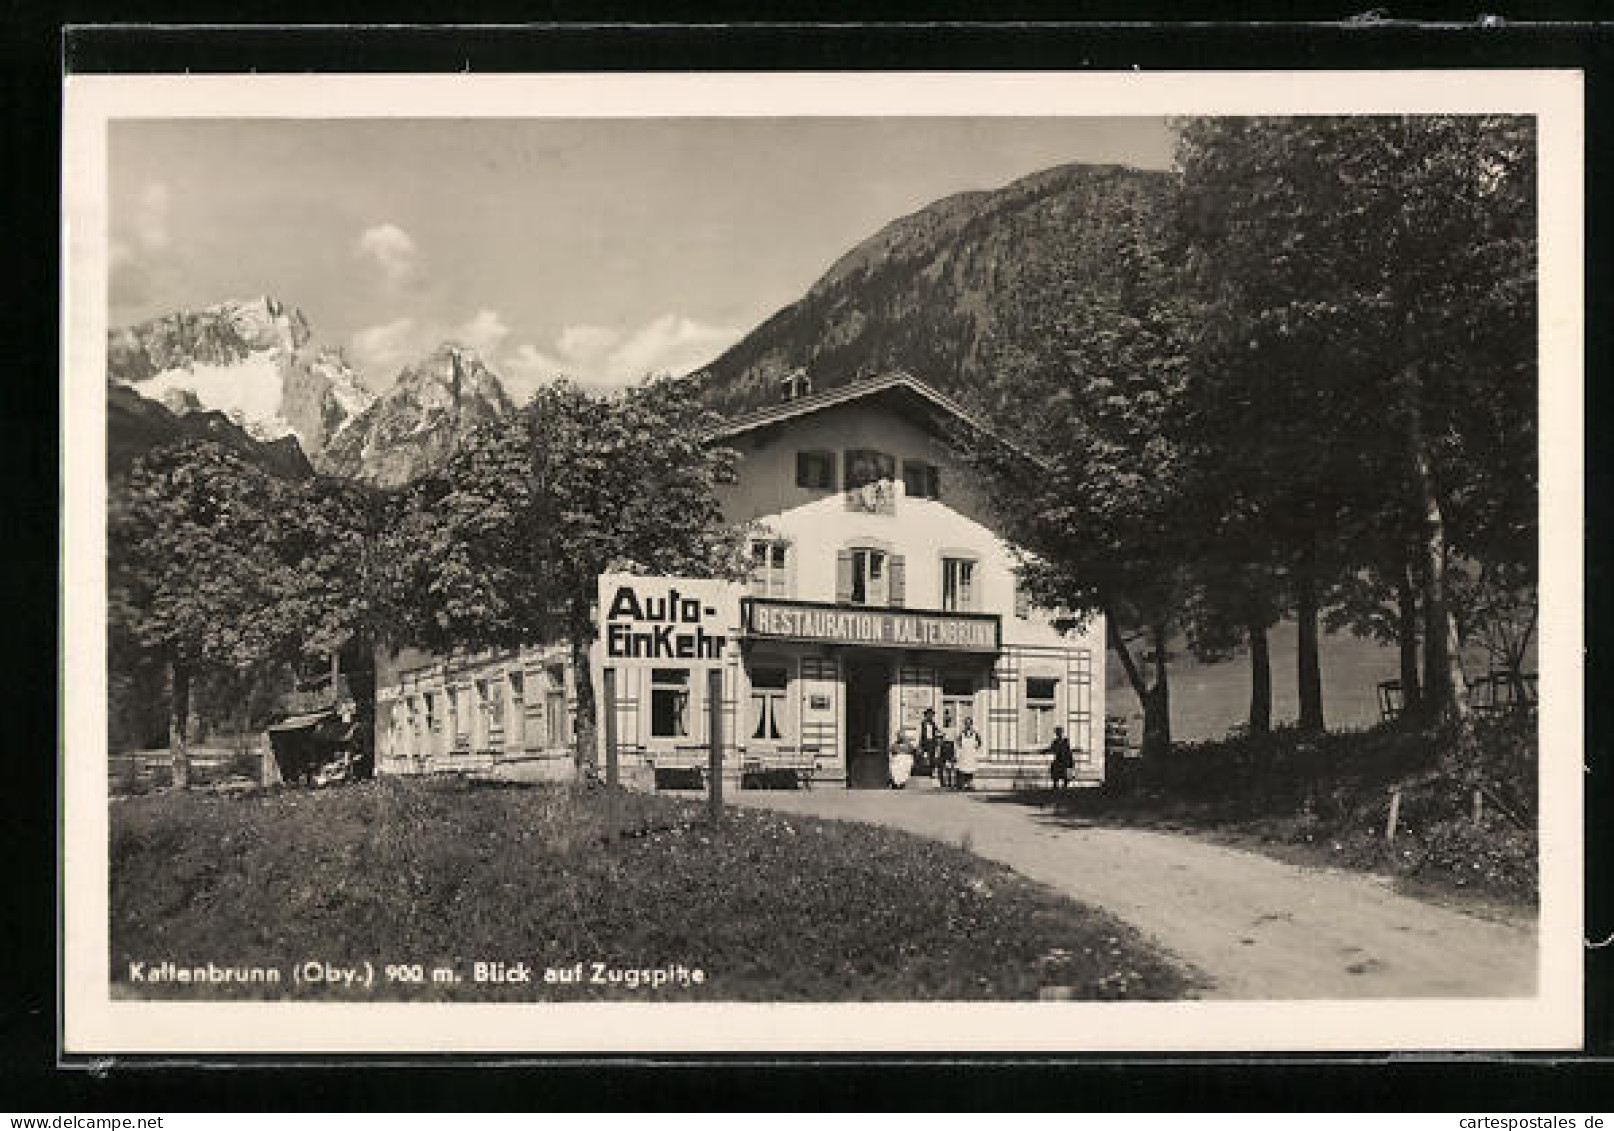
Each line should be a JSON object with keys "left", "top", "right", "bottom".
{"left": 355, "top": 222, "right": 418, "bottom": 285}
{"left": 451, "top": 308, "right": 512, "bottom": 357}
{"left": 135, "top": 182, "right": 171, "bottom": 251}
{"left": 349, "top": 317, "right": 419, "bottom": 380}
{"left": 607, "top": 315, "right": 742, "bottom": 383}
{"left": 501, "top": 313, "right": 741, "bottom": 399}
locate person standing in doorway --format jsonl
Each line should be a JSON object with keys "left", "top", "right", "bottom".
{"left": 954, "top": 717, "right": 982, "bottom": 791}
{"left": 918, "top": 707, "right": 941, "bottom": 778}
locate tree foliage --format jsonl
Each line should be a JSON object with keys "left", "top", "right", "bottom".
{"left": 973, "top": 191, "right": 1202, "bottom": 753}
{"left": 384, "top": 375, "right": 749, "bottom": 763}
{"left": 1173, "top": 114, "right": 1537, "bottom": 727}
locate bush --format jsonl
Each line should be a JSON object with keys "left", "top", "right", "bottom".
{"left": 1057, "top": 716, "right": 1537, "bottom": 903}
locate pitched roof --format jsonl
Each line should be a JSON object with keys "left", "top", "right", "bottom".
{"left": 707, "top": 372, "right": 1039, "bottom": 466}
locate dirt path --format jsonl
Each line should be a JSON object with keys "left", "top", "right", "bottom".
{"left": 733, "top": 786, "right": 1537, "bottom": 999}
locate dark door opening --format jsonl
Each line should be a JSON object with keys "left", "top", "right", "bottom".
{"left": 844, "top": 658, "right": 890, "bottom": 789}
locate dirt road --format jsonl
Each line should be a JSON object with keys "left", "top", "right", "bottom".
{"left": 733, "top": 787, "right": 1537, "bottom": 999}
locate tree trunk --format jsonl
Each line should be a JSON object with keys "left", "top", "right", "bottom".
{"left": 1397, "top": 557, "right": 1423, "bottom": 717}
{"left": 1247, "top": 619, "right": 1272, "bottom": 736}
{"left": 1141, "top": 622, "right": 1173, "bottom": 756}
{"left": 1296, "top": 556, "right": 1325, "bottom": 734}
{"left": 169, "top": 660, "right": 191, "bottom": 790}
{"left": 568, "top": 607, "right": 597, "bottom": 772}
{"left": 1106, "top": 610, "right": 1170, "bottom": 756}
{"left": 1405, "top": 371, "right": 1471, "bottom": 725}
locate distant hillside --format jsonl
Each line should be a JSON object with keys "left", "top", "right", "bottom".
{"left": 107, "top": 384, "right": 313, "bottom": 481}
{"left": 696, "top": 162, "right": 1172, "bottom": 416}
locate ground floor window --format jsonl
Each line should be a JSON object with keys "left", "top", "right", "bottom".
{"left": 940, "top": 675, "right": 975, "bottom": 734}
{"left": 506, "top": 670, "right": 525, "bottom": 748}
{"left": 452, "top": 686, "right": 474, "bottom": 749}
{"left": 485, "top": 678, "right": 506, "bottom": 746}
{"left": 1025, "top": 676, "right": 1059, "bottom": 745}
{"left": 748, "top": 665, "right": 789, "bottom": 742}
{"left": 544, "top": 664, "right": 567, "bottom": 749}
{"left": 651, "top": 668, "right": 691, "bottom": 738}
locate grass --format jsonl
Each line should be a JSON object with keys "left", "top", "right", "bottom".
{"left": 1023, "top": 716, "right": 1538, "bottom": 909}
{"left": 109, "top": 776, "right": 1199, "bottom": 1002}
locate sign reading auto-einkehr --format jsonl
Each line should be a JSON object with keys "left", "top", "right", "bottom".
{"left": 597, "top": 573, "right": 740, "bottom": 669}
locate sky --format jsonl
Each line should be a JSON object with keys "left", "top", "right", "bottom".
{"left": 110, "top": 117, "right": 1176, "bottom": 401}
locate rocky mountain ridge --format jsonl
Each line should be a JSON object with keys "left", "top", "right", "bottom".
{"left": 318, "top": 342, "right": 515, "bottom": 488}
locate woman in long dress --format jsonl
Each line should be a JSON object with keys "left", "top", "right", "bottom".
{"left": 954, "top": 718, "right": 983, "bottom": 790}
{"left": 888, "top": 728, "right": 916, "bottom": 789}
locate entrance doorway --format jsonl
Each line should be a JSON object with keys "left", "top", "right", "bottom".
{"left": 843, "top": 658, "right": 890, "bottom": 788}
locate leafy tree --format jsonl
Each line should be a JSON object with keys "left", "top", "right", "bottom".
{"left": 1174, "top": 114, "right": 1537, "bottom": 727}
{"left": 109, "top": 441, "right": 307, "bottom": 785}
{"left": 387, "top": 375, "right": 748, "bottom": 767}
{"left": 971, "top": 192, "right": 1200, "bottom": 755}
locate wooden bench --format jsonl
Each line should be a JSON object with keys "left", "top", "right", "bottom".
{"left": 739, "top": 747, "right": 818, "bottom": 790}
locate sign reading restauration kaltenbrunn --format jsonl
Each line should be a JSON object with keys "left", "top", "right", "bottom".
{"left": 744, "top": 598, "right": 1000, "bottom": 652}
{"left": 597, "top": 573, "right": 741, "bottom": 668}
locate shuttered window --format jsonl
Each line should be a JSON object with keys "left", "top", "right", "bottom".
{"left": 902, "top": 460, "right": 940, "bottom": 500}
{"left": 796, "top": 450, "right": 836, "bottom": 489}
{"left": 838, "top": 547, "right": 903, "bottom": 607}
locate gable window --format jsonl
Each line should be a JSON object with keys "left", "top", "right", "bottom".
{"left": 796, "top": 450, "right": 836, "bottom": 490}
{"left": 903, "top": 459, "right": 940, "bottom": 500}
{"left": 748, "top": 665, "right": 789, "bottom": 743}
{"left": 651, "top": 668, "right": 691, "bottom": 738}
{"left": 1025, "top": 677, "right": 1059, "bottom": 746}
{"left": 942, "top": 557, "right": 977, "bottom": 612}
{"left": 844, "top": 449, "right": 896, "bottom": 490}
{"left": 749, "top": 539, "right": 790, "bottom": 597}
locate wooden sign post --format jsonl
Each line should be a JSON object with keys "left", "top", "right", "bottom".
{"left": 708, "top": 667, "right": 724, "bottom": 825}
{"left": 602, "top": 666, "right": 620, "bottom": 790}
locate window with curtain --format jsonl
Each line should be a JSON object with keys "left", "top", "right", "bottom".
{"left": 749, "top": 539, "right": 790, "bottom": 597}
{"left": 748, "top": 666, "right": 789, "bottom": 743}
{"left": 942, "top": 557, "right": 977, "bottom": 612}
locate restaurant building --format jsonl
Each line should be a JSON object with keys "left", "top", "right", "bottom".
{"left": 374, "top": 373, "right": 1105, "bottom": 790}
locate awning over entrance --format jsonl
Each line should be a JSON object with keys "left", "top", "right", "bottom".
{"left": 267, "top": 710, "right": 335, "bottom": 733}
{"left": 741, "top": 598, "right": 1001, "bottom": 653}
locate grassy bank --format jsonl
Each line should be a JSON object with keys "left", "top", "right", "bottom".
{"left": 1039, "top": 717, "right": 1538, "bottom": 907}
{"left": 110, "top": 777, "right": 1199, "bottom": 1001}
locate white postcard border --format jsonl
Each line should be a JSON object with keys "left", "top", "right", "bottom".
{"left": 62, "top": 69, "right": 1585, "bottom": 1054}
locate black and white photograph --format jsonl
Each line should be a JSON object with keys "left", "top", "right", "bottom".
{"left": 60, "top": 71, "right": 1583, "bottom": 1054}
